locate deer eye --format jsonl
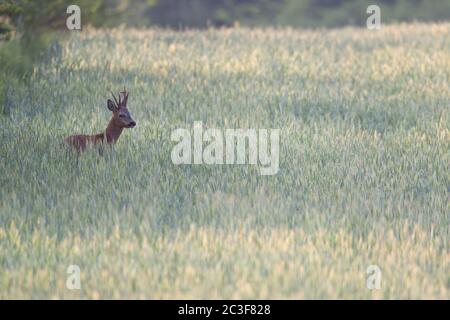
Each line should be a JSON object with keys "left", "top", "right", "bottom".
{"left": 119, "top": 114, "right": 126, "bottom": 118}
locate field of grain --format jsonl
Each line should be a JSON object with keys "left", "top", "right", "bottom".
{"left": 0, "top": 23, "right": 449, "bottom": 299}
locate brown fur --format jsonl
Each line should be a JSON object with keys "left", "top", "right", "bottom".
{"left": 63, "top": 89, "right": 135, "bottom": 153}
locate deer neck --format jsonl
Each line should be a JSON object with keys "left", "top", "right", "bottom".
{"left": 104, "top": 118, "right": 123, "bottom": 144}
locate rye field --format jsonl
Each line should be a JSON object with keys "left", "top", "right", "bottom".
{"left": 0, "top": 23, "right": 449, "bottom": 299}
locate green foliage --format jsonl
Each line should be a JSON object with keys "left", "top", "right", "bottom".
{"left": 0, "top": 0, "right": 101, "bottom": 31}
{"left": 1, "top": 24, "right": 449, "bottom": 298}
{"left": 0, "top": 40, "right": 23, "bottom": 115}
{"left": 0, "top": 0, "right": 96, "bottom": 115}
{"left": 0, "top": 31, "right": 58, "bottom": 116}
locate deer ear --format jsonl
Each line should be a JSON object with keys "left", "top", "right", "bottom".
{"left": 107, "top": 99, "right": 116, "bottom": 112}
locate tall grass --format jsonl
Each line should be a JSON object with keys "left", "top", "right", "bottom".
{"left": 0, "top": 23, "right": 449, "bottom": 299}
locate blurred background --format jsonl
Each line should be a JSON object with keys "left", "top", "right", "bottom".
{"left": 2, "top": 0, "right": 450, "bottom": 36}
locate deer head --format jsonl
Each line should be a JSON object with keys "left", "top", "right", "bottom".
{"left": 107, "top": 88, "right": 136, "bottom": 128}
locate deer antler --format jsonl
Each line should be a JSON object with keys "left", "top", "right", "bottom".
{"left": 111, "top": 91, "right": 120, "bottom": 107}
{"left": 121, "top": 87, "right": 129, "bottom": 106}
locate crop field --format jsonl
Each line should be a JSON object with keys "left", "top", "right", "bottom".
{"left": 0, "top": 23, "right": 449, "bottom": 299}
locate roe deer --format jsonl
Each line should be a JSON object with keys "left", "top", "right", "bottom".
{"left": 64, "top": 89, "right": 136, "bottom": 152}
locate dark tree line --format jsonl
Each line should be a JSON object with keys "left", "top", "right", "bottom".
{"left": 2, "top": 0, "right": 450, "bottom": 38}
